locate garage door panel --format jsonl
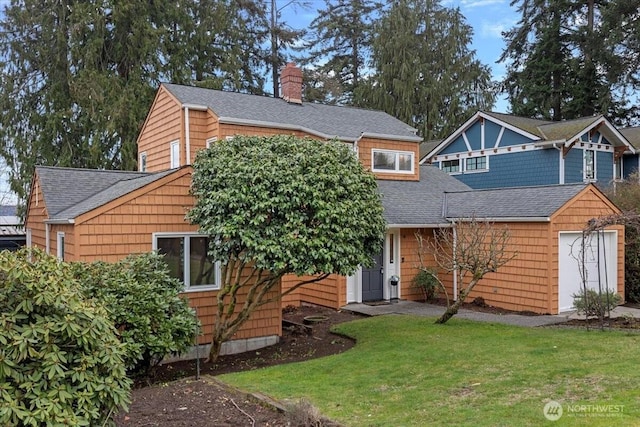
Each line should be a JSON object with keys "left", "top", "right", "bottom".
{"left": 558, "top": 231, "right": 618, "bottom": 312}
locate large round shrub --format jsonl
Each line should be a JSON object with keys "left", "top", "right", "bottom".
{"left": 71, "top": 252, "right": 199, "bottom": 375}
{"left": 0, "top": 249, "right": 131, "bottom": 426}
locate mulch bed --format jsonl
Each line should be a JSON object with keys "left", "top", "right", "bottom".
{"left": 115, "top": 305, "right": 363, "bottom": 426}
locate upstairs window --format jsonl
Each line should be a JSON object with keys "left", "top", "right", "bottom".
{"left": 584, "top": 149, "right": 596, "bottom": 181}
{"left": 465, "top": 156, "right": 487, "bottom": 171}
{"left": 170, "top": 140, "right": 180, "bottom": 169}
{"left": 372, "top": 149, "right": 414, "bottom": 174}
{"left": 139, "top": 152, "right": 147, "bottom": 172}
{"left": 153, "top": 233, "right": 221, "bottom": 291}
{"left": 441, "top": 159, "right": 460, "bottom": 173}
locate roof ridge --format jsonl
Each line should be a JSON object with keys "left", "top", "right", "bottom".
{"left": 36, "top": 165, "right": 151, "bottom": 175}
{"left": 444, "top": 182, "right": 587, "bottom": 194}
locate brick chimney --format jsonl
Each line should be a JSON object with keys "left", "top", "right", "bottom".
{"left": 280, "top": 62, "right": 303, "bottom": 104}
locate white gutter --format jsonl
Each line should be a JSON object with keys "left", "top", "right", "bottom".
{"left": 551, "top": 142, "right": 565, "bottom": 184}
{"left": 181, "top": 103, "right": 208, "bottom": 111}
{"left": 184, "top": 106, "right": 191, "bottom": 165}
{"left": 217, "top": 117, "right": 423, "bottom": 143}
{"left": 44, "top": 219, "right": 75, "bottom": 224}
{"left": 533, "top": 139, "right": 566, "bottom": 148}
{"left": 447, "top": 217, "right": 551, "bottom": 223}
{"left": 385, "top": 223, "right": 452, "bottom": 229}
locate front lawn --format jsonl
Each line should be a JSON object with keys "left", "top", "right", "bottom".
{"left": 221, "top": 315, "right": 640, "bottom": 426}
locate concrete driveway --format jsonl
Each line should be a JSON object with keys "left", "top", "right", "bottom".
{"left": 341, "top": 300, "right": 640, "bottom": 327}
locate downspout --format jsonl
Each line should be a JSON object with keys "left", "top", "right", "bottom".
{"left": 45, "top": 223, "right": 50, "bottom": 254}
{"left": 354, "top": 132, "right": 364, "bottom": 156}
{"left": 184, "top": 106, "right": 191, "bottom": 165}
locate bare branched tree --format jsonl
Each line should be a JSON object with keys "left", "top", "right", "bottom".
{"left": 416, "top": 219, "right": 516, "bottom": 324}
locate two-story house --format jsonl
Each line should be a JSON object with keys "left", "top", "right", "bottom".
{"left": 423, "top": 111, "right": 636, "bottom": 189}
{"left": 25, "top": 67, "right": 627, "bottom": 358}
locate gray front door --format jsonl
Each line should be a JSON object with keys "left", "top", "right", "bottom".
{"left": 362, "top": 253, "right": 383, "bottom": 301}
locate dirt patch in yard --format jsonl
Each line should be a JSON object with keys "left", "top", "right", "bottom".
{"left": 115, "top": 305, "right": 363, "bottom": 426}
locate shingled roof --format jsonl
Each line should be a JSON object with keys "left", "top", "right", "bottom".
{"left": 424, "top": 111, "right": 634, "bottom": 161}
{"left": 443, "top": 184, "right": 588, "bottom": 220}
{"left": 162, "top": 83, "right": 422, "bottom": 143}
{"left": 377, "top": 166, "right": 471, "bottom": 226}
{"left": 621, "top": 127, "right": 640, "bottom": 150}
{"left": 36, "top": 166, "right": 176, "bottom": 222}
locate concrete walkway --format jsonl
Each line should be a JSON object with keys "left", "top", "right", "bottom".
{"left": 341, "top": 300, "right": 640, "bottom": 327}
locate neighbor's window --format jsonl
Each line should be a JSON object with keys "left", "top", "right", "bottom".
{"left": 584, "top": 149, "right": 596, "bottom": 181}
{"left": 465, "top": 156, "right": 487, "bottom": 171}
{"left": 170, "top": 141, "right": 180, "bottom": 169}
{"left": 139, "top": 152, "right": 147, "bottom": 172}
{"left": 441, "top": 159, "right": 460, "bottom": 173}
{"left": 614, "top": 157, "right": 623, "bottom": 181}
{"left": 372, "top": 149, "right": 414, "bottom": 173}
{"left": 154, "top": 233, "right": 221, "bottom": 291}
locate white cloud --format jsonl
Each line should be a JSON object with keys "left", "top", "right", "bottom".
{"left": 460, "top": 0, "right": 506, "bottom": 8}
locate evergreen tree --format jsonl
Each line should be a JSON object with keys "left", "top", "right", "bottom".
{"left": 501, "top": 0, "right": 639, "bottom": 123}
{"left": 302, "top": 0, "right": 380, "bottom": 104}
{"left": 0, "top": 0, "right": 271, "bottom": 212}
{"left": 357, "top": 0, "right": 494, "bottom": 141}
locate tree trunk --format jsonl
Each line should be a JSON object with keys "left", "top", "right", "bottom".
{"left": 435, "top": 298, "right": 464, "bottom": 324}
{"left": 208, "top": 333, "right": 224, "bottom": 363}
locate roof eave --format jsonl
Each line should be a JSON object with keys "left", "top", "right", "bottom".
{"left": 386, "top": 223, "right": 452, "bottom": 229}
{"left": 218, "top": 117, "right": 421, "bottom": 143}
{"left": 45, "top": 218, "right": 75, "bottom": 225}
{"left": 446, "top": 217, "right": 551, "bottom": 223}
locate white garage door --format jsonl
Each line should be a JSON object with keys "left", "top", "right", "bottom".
{"left": 558, "top": 231, "right": 618, "bottom": 312}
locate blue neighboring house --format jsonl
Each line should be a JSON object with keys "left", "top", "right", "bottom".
{"left": 421, "top": 111, "right": 636, "bottom": 189}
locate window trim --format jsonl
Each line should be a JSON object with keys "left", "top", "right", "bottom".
{"left": 464, "top": 155, "right": 489, "bottom": 174}
{"left": 583, "top": 149, "right": 596, "bottom": 182}
{"left": 441, "top": 159, "right": 461, "bottom": 175}
{"left": 56, "top": 232, "right": 65, "bottom": 260}
{"left": 139, "top": 152, "right": 147, "bottom": 172}
{"left": 371, "top": 149, "right": 415, "bottom": 174}
{"left": 152, "top": 232, "right": 221, "bottom": 292}
{"left": 205, "top": 137, "right": 218, "bottom": 149}
{"left": 170, "top": 140, "right": 180, "bottom": 169}
{"left": 614, "top": 156, "right": 623, "bottom": 181}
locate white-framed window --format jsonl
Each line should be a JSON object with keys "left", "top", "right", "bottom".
{"left": 465, "top": 155, "right": 488, "bottom": 172}
{"left": 139, "top": 152, "right": 147, "bottom": 172}
{"left": 614, "top": 157, "right": 623, "bottom": 181}
{"left": 57, "top": 232, "right": 65, "bottom": 261}
{"left": 205, "top": 137, "right": 218, "bottom": 149}
{"left": 170, "top": 140, "right": 180, "bottom": 169}
{"left": 153, "top": 233, "right": 221, "bottom": 291}
{"left": 584, "top": 149, "right": 596, "bottom": 181}
{"left": 441, "top": 159, "right": 460, "bottom": 173}
{"left": 371, "top": 149, "right": 414, "bottom": 174}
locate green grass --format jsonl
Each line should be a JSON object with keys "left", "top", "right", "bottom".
{"left": 220, "top": 316, "right": 640, "bottom": 426}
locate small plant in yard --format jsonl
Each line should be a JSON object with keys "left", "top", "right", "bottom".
{"left": 573, "top": 288, "right": 622, "bottom": 319}
{"left": 0, "top": 249, "right": 131, "bottom": 426}
{"left": 411, "top": 268, "right": 440, "bottom": 302}
{"left": 415, "top": 219, "right": 516, "bottom": 324}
